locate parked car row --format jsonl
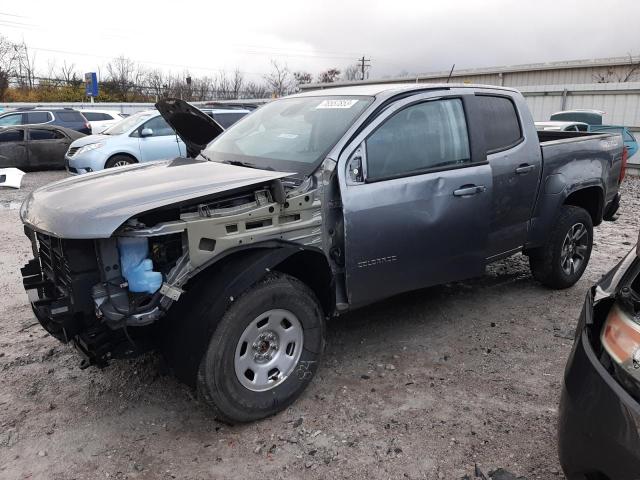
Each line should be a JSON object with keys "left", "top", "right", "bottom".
{"left": 0, "top": 105, "right": 249, "bottom": 171}
{"left": 65, "top": 107, "right": 249, "bottom": 173}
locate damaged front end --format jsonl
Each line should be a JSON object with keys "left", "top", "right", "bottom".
{"left": 20, "top": 173, "right": 323, "bottom": 368}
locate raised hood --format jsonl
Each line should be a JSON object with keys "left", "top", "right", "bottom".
{"left": 21, "top": 158, "right": 291, "bottom": 239}
{"left": 155, "top": 98, "right": 224, "bottom": 157}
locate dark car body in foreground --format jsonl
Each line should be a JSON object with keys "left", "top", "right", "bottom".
{"left": 559, "top": 248, "right": 640, "bottom": 479}
{"left": 0, "top": 125, "right": 86, "bottom": 170}
{"left": 19, "top": 85, "right": 626, "bottom": 423}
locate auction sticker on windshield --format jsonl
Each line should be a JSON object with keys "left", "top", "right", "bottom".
{"left": 316, "top": 99, "right": 359, "bottom": 109}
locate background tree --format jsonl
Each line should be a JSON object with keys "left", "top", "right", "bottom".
{"left": 317, "top": 68, "right": 341, "bottom": 83}
{"left": 342, "top": 64, "right": 360, "bottom": 81}
{"left": 264, "top": 60, "right": 293, "bottom": 97}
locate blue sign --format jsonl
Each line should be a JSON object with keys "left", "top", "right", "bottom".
{"left": 84, "top": 72, "right": 98, "bottom": 97}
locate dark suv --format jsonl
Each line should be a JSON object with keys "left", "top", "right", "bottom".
{"left": 0, "top": 107, "right": 91, "bottom": 134}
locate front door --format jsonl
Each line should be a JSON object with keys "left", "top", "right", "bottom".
{"left": 339, "top": 94, "right": 492, "bottom": 308}
{"left": 136, "top": 116, "right": 181, "bottom": 162}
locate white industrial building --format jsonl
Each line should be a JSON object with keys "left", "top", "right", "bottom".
{"left": 301, "top": 55, "right": 640, "bottom": 128}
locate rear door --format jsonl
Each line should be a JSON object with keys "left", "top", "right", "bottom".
{"left": 135, "top": 115, "right": 182, "bottom": 162}
{"left": 339, "top": 92, "right": 492, "bottom": 307}
{"left": 470, "top": 94, "right": 541, "bottom": 258}
{"left": 0, "top": 129, "right": 27, "bottom": 168}
{"left": 26, "top": 111, "right": 53, "bottom": 125}
{"left": 27, "top": 128, "right": 71, "bottom": 169}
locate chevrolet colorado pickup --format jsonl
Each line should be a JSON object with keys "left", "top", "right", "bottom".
{"left": 20, "top": 85, "right": 626, "bottom": 422}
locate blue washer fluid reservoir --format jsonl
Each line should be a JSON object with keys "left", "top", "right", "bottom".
{"left": 117, "top": 237, "right": 163, "bottom": 294}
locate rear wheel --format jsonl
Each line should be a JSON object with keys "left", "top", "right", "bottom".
{"left": 197, "top": 273, "right": 325, "bottom": 423}
{"left": 529, "top": 205, "right": 593, "bottom": 289}
{"left": 105, "top": 155, "right": 135, "bottom": 168}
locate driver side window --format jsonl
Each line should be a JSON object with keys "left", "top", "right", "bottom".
{"left": 366, "top": 98, "right": 471, "bottom": 180}
{"left": 140, "top": 116, "right": 175, "bottom": 137}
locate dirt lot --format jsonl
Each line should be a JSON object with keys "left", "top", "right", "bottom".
{"left": 0, "top": 171, "right": 638, "bottom": 480}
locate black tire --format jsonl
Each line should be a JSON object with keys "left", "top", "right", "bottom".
{"left": 105, "top": 155, "right": 135, "bottom": 168}
{"left": 197, "top": 272, "right": 325, "bottom": 424}
{"left": 529, "top": 205, "right": 593, "bottom": 289}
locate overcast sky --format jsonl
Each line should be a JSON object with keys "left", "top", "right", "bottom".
{"left": 0, "top": 0, "right": 636, "bottom": 82}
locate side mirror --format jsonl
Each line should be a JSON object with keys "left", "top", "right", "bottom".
{"left": 140, "top": 128, "right": 153, "bottom": 137}
{"left": 346, "top": 146, "right": 365, "bottom": 184}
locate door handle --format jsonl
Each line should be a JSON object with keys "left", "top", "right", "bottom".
{"left": 515, "top": 164, "right": 535, "bottom": 174}
{"left": 453, "top": 185, "right": 486, "bottom": 197}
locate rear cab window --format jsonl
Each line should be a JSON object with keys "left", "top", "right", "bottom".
{"left": 475, "top": 95, "right": 523, "bottom": 153}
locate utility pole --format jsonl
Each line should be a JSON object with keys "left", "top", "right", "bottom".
{"left": 357, "top": 56, "right": 371, "bottom": 81}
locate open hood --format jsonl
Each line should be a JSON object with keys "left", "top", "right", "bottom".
{"left": 21, "top": 158, "right": 291, "bottom": 239}
{"left": 155, "top": 98, "right": 224, "bottom": 158}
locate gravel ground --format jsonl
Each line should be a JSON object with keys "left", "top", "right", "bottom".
{"left": 0, "top": 171, "right": 638, "bottom": 480}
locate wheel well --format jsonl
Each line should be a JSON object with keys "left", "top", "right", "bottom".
{"left": 107, "top": 152, "right": 138, "bottom": 163}
{"left": 274, "top": 251, "right": 334, "bottom": 316}
{"left": 564, "top": 187, "right": 603, "bottom": 226}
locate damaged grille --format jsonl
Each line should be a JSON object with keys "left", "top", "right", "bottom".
{"left": 22, "top": 231, "right": 101, "bottom": 342}
{"left": 37, "top": 233, "right": 72, "bottom": 297}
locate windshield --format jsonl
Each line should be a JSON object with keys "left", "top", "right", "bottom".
{"left": 202, "top": 96, "right": 373, "bottom": 175}
{"left": 102, "top": 111, "right": 154, "bottom": 135}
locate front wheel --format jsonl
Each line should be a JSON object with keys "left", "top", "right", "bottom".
{"left": 105, "top": 155, "right": 135, "bottom": 168}
{"left": 529, "top": 205, "right": 593, "bottom": 289}
{"left": 197, "top": 273, "right": 325, "bottom": 423}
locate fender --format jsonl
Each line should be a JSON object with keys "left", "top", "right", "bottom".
{"left": 527, "top": 180, "right": 604, "bottom": 249}
{"left": 159, "top": 242, "right": 327, "bottom": 386}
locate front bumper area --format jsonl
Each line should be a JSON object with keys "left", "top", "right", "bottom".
{"left": 20, "top": 228, "right": 139, "bottom": 366}
{"left": 558, "top": 294, "right": 640, "bottom": 479}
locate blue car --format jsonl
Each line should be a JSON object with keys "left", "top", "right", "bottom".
{"left": 550, "top": 110, "right": 638, "bottom": 158}
{"left": 65, "top": 107, "right": 249, "bottom": 174}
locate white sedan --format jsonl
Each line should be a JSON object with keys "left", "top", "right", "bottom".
{"left": 79, "top": 109, "right": 127, "bottom": 134}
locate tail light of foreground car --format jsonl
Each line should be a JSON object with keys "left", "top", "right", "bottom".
{"left": 620, "top": 146, "right": 629, "bottom": 184}
{"left": 601, "top": 304, "right": 640, "bottom": 381}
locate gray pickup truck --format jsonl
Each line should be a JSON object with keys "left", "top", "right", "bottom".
{"left": 20, "top": 84, "right": 625, "bottom": 422}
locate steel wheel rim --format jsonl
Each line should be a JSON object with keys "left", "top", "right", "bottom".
{"left": 113, "top": 160, "right": 130, "bottom": 167}
{"left": 560, "top": 222, "right": 589, "bottom": 276}
{"left": 234, "top": 309, "right": 304, "bottom": 392}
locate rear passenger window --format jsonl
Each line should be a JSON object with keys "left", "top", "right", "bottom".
{"left": 83, "top": 112, "right": 112, "bottom": 121}
{"left": 27, "top": 111, "right": 52, "bottom": 124}
{"left": 56, "top": 111, "right": 83, "bottom": 122}
{"left": 0, "top": 130, "right": 24, "bottom": 142}
{"left": 30, "top": 129, "right": 65, "bottom": 140}
{"left": 366, "top": 98, "right": 471, "bottom": 180}
{"left": 475, "top": 95, "right": 522, "bottom": 152}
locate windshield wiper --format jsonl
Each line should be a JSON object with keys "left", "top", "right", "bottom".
{"left": 223, "top": 160, "right": 274, "bottom": 171}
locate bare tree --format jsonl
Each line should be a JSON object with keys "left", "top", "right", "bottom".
{"left": 105, "top": 55, "right": 144, "bottom": 101}
{"left": 244, "top": 80, "right": 269, "bottom": 99}
{"left": 146, "top": 69, "right": 168, "bottom": 99}
{"left": 230, "top": 69, "right": 244, "bottom": 99}
{"left": 317, "top": 68, "right": 341, "bottom": 84}
{"left": 293, "top": 71, "right": 312, "bottom": 91}
{"left": 14, "top": 40, "right": 37, "bottom": 90}
{"left": 59, "top": 61, "right": 81, "bottom": 86}
{"left": 593, "top": 54, "right": 640, "bottom": 83}
{"left": 0, "top": 35, "right": 21, "bottom": 100}
{"left": 263, "top": 60, "right": 293, "bottom": 97}
{"left": 342, "top": 64, "right": 360, "bottom": 81}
